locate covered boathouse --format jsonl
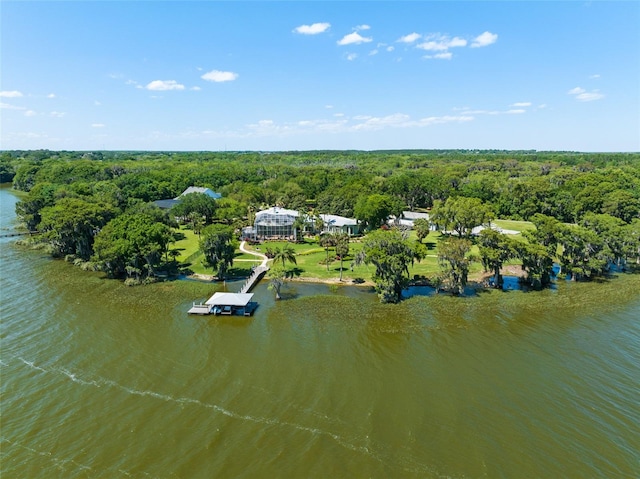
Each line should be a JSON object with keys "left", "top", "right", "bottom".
{"left": 188, "top": 292, "right": 258, "bottom": 316}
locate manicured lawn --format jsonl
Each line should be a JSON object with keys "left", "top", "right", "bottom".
{"left": 492, "top": 219, "right": 535, "bottom": 233}
{"left": 173, "top": 219, "right": 533, "bottom": 281}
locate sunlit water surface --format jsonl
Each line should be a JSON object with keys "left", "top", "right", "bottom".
{"left": 1, "top": 185, "right": 639, "bottom": 478}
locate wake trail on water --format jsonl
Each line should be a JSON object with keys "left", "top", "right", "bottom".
{"left": 10, "top": 356, "right": 450, "bottom": 477}
{"left": 0, "top": 437, "right": 158, "bottom": 479}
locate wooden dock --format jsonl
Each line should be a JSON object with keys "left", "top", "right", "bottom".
{"left": 239, "top": 265, "right": 269, "bottom": 294}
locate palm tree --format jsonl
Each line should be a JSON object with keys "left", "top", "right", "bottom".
{"left": 319, "top": 234, "right": 337, "bottom": 271}
{"left": 335, "top": 233, "right": 350, "bottom": 281}
{"left": 272, "top": 243, "right": 297, "bottom": 268}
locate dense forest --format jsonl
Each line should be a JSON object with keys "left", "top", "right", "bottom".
{"left": 3, "top": 149, "right": 639, "bottom": 302}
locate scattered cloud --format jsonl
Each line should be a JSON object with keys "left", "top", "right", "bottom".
{"left": 346, "top": 53, "right": 358, "bottom": 61}
{"left": 201, "top": 70, "right": 239, "bottom": 82}
{"left": 387, "top": 46, "right": 395, "bottom": 52}
{"left": 50, "top": 111, "right": 66, "bottom": 118}
{"left": 91, "top": 123, "right": 105, "bottom": 128}
{"left": 511, "top": 102, "right": 532, "bottom": 107}
{"left": 0, "top": 90, "right": 23, "bottom": 98}
{"left": 576, "top": 91, "right": 605, "bottom": 102}
{"left": 325, "top": 105, "right": 334, "bottom": 109}
{"left": 294, "top": 22, "right": 331, "bottom": 35}
{"left": 568, "top": 87, "right": 585, "bottom": 95}
{"left": 418, "top": 35, "right": 467, "bottom": 51}
{"left": 471, "top": 31, "right": 498, "bottom": 48}
{"left": 337, "top": 32, "right": 373, "bottom": 46}
{"left": 369, "top": 49, "right": 379, "bottom": 56}
{"left": 24, "top": 110, "right": 37, "bottom": 117}
{"left": 191, "top": 86, "right": 202, "bottom": 91}
{"left": 146, "top": 80, "right": 185, "bottom": 91}
{"left": 589, "top": 74, "right": 601, "bottom": 79}
{"left": 424, "top": 52, "right": 453, "bottom": 60}
{"left": 398, "top": 33, "right": 421, "bottom": 44}
{"left": 94, "top": 100, "right": 102, "bottom": 106}
{"left": 568, "top": 86, "right": 604, "bottom": 102}
{"left": 0, "top": 102, "right": 26, "bottom": 110}
{"left": 506, "top": 109, "right": 526, "bottom": 114}
{"left": 355, "top": 24, "right": 371, "bottom": 31}
{"left": 47, "top": 93, "right": 56, "bottom": 99}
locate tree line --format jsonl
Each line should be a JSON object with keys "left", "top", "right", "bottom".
{"left": 4, "top": 149, "right": 639, "bottom": 294}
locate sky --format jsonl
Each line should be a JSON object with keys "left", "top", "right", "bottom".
{"left": 1, "top": 1, "right": 639, "bottom": 152}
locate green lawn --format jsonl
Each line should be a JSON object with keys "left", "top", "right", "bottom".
{"left": 173, "top": 221, "right": 531, "bottom": 281}
{"left": 492, "top": 219, "right": 535, "bottom": 233}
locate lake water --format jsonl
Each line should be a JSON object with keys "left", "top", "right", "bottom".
{"left": 1, "top": 185, "right": 639, "bottom": 478}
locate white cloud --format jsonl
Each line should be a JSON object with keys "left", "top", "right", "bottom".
{"left": 91, "top": 123, "right": 105, "bottom": 128}
{"left": 511, "top": 102, "right": 532, "bottom": 107}
{"left": 369, "top": 49, "right": 379, "bottom": 56}
{"left": 201, "top": 70, "right": 239, "bottom": 82}
{"left": 424, "top": 52, "right": 453, "bottom": 60}
{"left": 398, "top": 33, "right": 421, "bottom": 44}
{"left": 325, "top": 105, "right": 334, "bottom": 109}
{"left": 417, "top": 35, "right": 467, "bottom": 51}
{"left": 471, "top": 31, "right": 498, "bottom": 48}
{"left": 568, "top": 86, "right": 604, "bottom": 102}
{"left": 94, "top": 100, "right": 102, "bottom": 106}
{"left": 576, "top": 91, "right": 605, "bottom": 102}
{"left": 506, "top": 109, "right": 526, "bottom": 114}
{"left": 191, "top": 86, "right": 202, "bottom": 91}
{"left": 346, "top": 53, "right": 358, "bottom": 61}
{"left": 589, "top": 74, "right": 601, "bottom": 79}
{"left": 0, "top": 90, "right": 23, "bottom": 98}
{"left": 337, "top": 32, "right": 373, "bottom": 46}
{"left": 294, "top": 22, "right": 330, "bottom": 35}
{"left": 24, "top": 110, "right": 37, "bottom": 117}
{"left": 47, "top": 93, "right": 56, "bottom": 99}
{"left": 146, "top": 80, "right": 185, "bottom": 91}
{"left": 387, "top": 46, "right": 395, "bottom": 52}
{"left": 0, "top": 102, "right": 26, "bottom": 110}
{"left": 50, "top": 111, "right": 65, "bottom": 118}
{"left": 355, "top": 24, "right": 371, "bottom": 31}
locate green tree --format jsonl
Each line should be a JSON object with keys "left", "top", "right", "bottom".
{"left": 172, "top": 193, "right": 218, "bottom": 225}
{"left": 93, "top": 213, "right": 173, "bottom": 280}
{"left": 39, "top": 197, "right": 115, "bottom": 260}
{"left": 354, "top": 194, "right": 401, "bottom": 231}
{"left": 268, "top": 264, "right": 287, "bottom": 300}
{"left": 437, "top": 237, "right": 473, "bottom": 295}
{"left": 513, "top": 241, "right": 554, "bottom": 290}
{"left": 319, "top": 234, "right": 337, "bottom": 271}
{"left": 335, "top": 233, "right": 350, "bottom": 281}
{"left": 272, "top": 243, "right": 297, "bottom": 268}
{"left": 557, "top": 224, "right": 606, "bottom": 280}
{"left": 413, "top": 218, "right": 431, "bottom": 243}
{"left": 430, "top": 197, "right": 494, "bottom": 238}
{"left": 478, "top": 229, "right": 516, "bottom": 288}
{"left": 199, "top": 224, "right": 237, "bottom": 279}
{"left": 355, "top": 229, "right": 420, "bottom": 303}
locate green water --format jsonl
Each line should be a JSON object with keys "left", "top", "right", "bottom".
{"left": 1, "top": 185, "right": 639, "bottom": 478}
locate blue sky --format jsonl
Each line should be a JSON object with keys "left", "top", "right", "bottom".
{"left": 1, "top": 1, "right": 639, "bottom": 151}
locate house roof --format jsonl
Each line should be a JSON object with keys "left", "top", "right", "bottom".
{"left": 402, "top": 211, "right": 430, "bottom": 220}
{"left": 319, "top": 214, "right": 358, "bottom": 227}
{"left": 255, "top": 207, "right": 300, "bottom": 218}
{"left": 205, "top": 292, "right": 254, "bottom": 307}
{"left": 153, "top": 199, "right": 181, "bottom": 209}
{"left": 176, "top": 187, "right": 222, "bottom": 200}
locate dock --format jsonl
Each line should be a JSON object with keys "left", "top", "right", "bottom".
{"left": 239, "top": 265, "right": 268, "bottom": 293}
{"left": 188, "top": 241, "right": 270, "bottom": 316}
{"left": 188, "top": 292, "right": 258, "bottom": 316}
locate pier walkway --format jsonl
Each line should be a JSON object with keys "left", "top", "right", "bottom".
{"left": 237, "top": 241, "right": 270, "bottom": 293}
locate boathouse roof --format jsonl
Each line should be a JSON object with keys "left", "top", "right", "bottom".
{"left": 205, "top": 292, "right": 254, "bottom": 307}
